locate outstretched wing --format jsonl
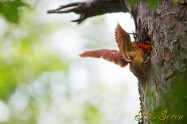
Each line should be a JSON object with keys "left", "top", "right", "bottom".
{"left": 80, "top": 49, "right": 129, "bottom": 67}
{"left": 115, "top": 23, "right": 134, "bottom": 62}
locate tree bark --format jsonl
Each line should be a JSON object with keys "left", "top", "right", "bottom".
{"left": 48, "top": 0, "right": 187, "bottom": 123}
{"left": 134, "top": 1, "right": 187, "bottom": 124}
{"left": 47, "top": 0, "right": 129, "bottom": 24}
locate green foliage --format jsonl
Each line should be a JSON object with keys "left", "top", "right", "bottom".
{"left": 151, "top": 72, "right": 187, "bottom": 124}
{"left": 172, "top": 0, "right": 179, "bottom": 4}
{"left": 0, "top": 1, "right": 110, "bottom": 123}
{"left": 128, "top": 0, "right": 136, "bottom": 6}
{"left": 148, "top": 0, "right": 158, "bottom": 9}
{"left": 0, "top": 0, "right": 29, "bottom": 23}
{"left": 163, "top": 74, "right": 187, "bottom": 124}
{"left": 83, "top": 104, "right": 102, "bottom": 124}
{"left": 0, "top": 2, "right": 67, "bottom": 100}
{"left": 0, "top": 38, "right": 67, "bottom": 100}
{"left": 128, "top": 0, "right": 180, "bottom": 10}
{"left": 128, "top": 0, "right": 158, "bottom": 9}
{"left": 0, "top": 0, "right": 138, "bottom": 124}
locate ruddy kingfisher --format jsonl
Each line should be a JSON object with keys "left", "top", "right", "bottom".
{"left": 80, "top": 23, "right": 151, "bottom": 87}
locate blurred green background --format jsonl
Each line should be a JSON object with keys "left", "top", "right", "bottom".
{"left": 0, "top": 0, "right": 139, "bottom": 124}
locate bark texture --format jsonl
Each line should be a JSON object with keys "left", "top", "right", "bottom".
{"left": 134, "top": 1, "right": 187, "bottom": 124}
{"left": 48, "top": 0, "right": 187, "bottom": 123}
{"left": 48, "top": 0, "right": 129, "bottom": 23}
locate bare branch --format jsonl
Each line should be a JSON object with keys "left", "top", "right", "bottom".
{"left": 47, "top": 0, "right": 129, "bottom": 24}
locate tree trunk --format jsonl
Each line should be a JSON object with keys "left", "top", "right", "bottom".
{"left": 48, "top": 0, "right": 187, "bottom": 123}
{"left": 134, "top": 1, "right": 187, "bottom": 124}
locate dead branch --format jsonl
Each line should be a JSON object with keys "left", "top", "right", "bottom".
{"left": 47, "top": 0, "right": 129, "bottom": 24}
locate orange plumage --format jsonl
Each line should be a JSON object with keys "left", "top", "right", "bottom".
{"left": 80, "top": 49, "right": 128, "bottom": 67}
{"left": 80, "top": 23, "right": 150, "bottom": 88}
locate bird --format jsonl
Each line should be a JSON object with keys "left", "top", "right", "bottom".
{"left": 80, "top": 23, "right": 151, "bottom": 88}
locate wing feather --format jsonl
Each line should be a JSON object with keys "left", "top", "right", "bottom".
{"left": 115, "top": 23, "right": 134, "bottom": 61}
{"left": 80, "top": 49, "right": 128, "bottom": 67}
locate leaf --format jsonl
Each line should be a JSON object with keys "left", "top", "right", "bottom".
{"left": 172, "top": 0, "right": 179, "bottom": 4}
{"left": 129, "top": 0, "right": 136, "bottom": 6}
{"left": 83, "top": 104, "right": 102, "bottom": 124}
{"left": 0, "top": 0, "right": 29, "bottom": 23}
{"left": 148, "top": 0, "right": 158, "bottom": 9}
